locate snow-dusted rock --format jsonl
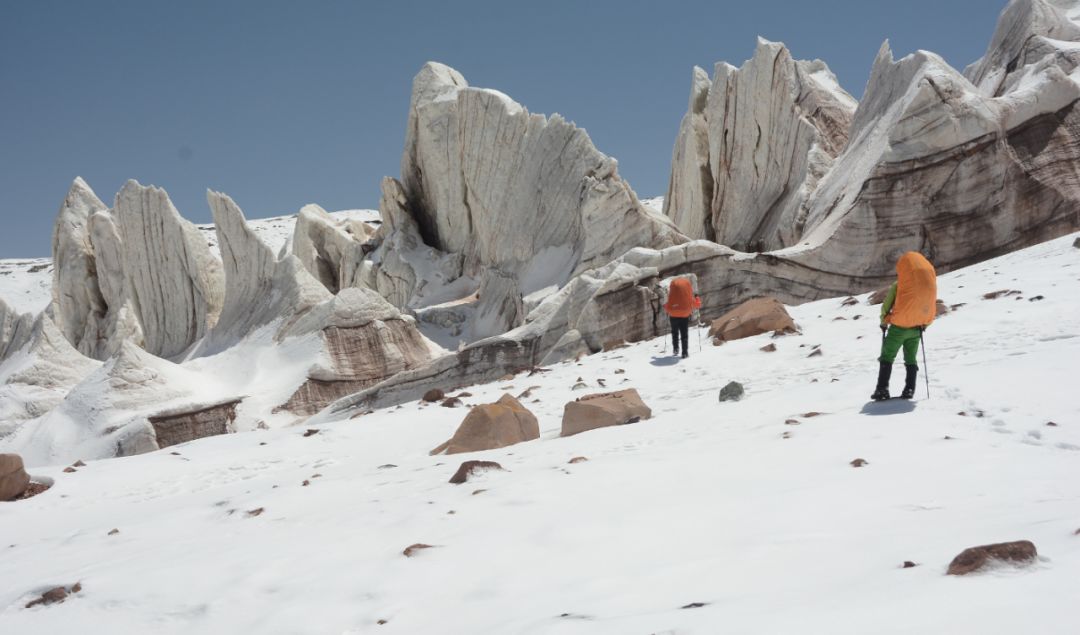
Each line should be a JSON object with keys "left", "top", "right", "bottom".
{"left": 203, "top": 191, "right": 331, "bottom": 352}
{"left": 397, "top": 62, "right": 683, "bottom": 312}
{"left": 292, "top": 204, "right": 374, "bottom": 294}
{"left": 0, "top": 315, "right": 101, "bottom": 435}
{"left": 275, "top": 288, "right": 438, "bottom": 416}
{"left": 965, "top": 0, "right": 1080, "bottom": 96}
{"left": 50, "top": 177, "right": 110, "bottom": 357}
{"left": 113, "top": 180, "right": 224, "bottom": 359}
{"left": 0, "top": 298, "right": 34, "bottom": 362}
{"left": 664, "top": 39, "right": 857, "bottom": 250}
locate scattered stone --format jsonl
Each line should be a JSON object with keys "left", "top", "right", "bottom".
{"left": 302, "top": 429, "right": 320, "bottom": 437}
{"left": 568, "top": 456, "right": 589, "bottom": 464}
{"left": 0, "top": 454, "right": 31, "bottom": 501}
{"left": 935, "top": 300, "right": 950, "bottom": 316}
{"left": 15, "top": 482, "right": 51, "bottom": 500}
{"left": 378, "top": 464, "right": 398, "bottom": 469}
{"left": 561, "top": 389, "right": 652, "bottom": 437}
{"left": 454, "top": 391, "right": 473, "bottom": 398}
{"left": 760, "top": 343, "right": 777, "bottom": 353}
{"left": 596, "top": 378, "right": 606, "bottom": 387}
{"left": 902, "top": 561, "right": 918, "bottom": 568}
{"left": 782, "top": 431, "right": 793, "bottom": 439}
{"left": 71, "top": 583, "right": 82, "bottom": 594}
{"left": 403, "top": 543, "right": 435, "bottom": 558}
{"left": 440, "top": 397, "right": 462, "bottom": 408}
{"left": 982, "top": 289, "right": 1020, "bottom": 300}
{"left": 681, "top": 602, "right": 708, "bottom": 609}
{"left": 841, "top": 296, "right": 858, "bottom": 307}
{"left": 801, "top": 412, "right": 824, "bottom": 418}
{"left": 571, "top": 382, "right": 588, "bottom": 390}
{"left": 1029, "top": 295, "right": 1045, "bottom": 302}
{"left": 422, "top": 388, "right": 445, "bottom": 403}
{"left": 946, "top": 540, "right": 1037, "bottom": 575}
{"left": 850, "top": 458, "right": 868, "bottom": 467}
{"left": 246, "top": 507, "right": 265, "bottom": 517}
{"left": 430, "top": 394, "right": 539, "bottom": 455}
{"left": 378, "top": 619, "right": 388, "bottom": 625}
{"left": 1046, "top": 421, "right": 1058, "bottom": 427}
{"left": 311, "top": 473, "right": 323, "bottom": 479}
{"left": 614, "top": 368, "right": 625, "bottom": 374}
{"left": 807, "top": 348, "right": 823, "bottom": 358}
{"left": 108, "top": 528, "right": 119, "bottom": 536}
{"left": 944, "top": 436, "right": 954, "bottom": 440}
{"left": 718, "top": 381, "right": 745, "bottom": 402}
{"left": 71, "top": 460, "right": 86, "bottom": 467}
{"left": 471, "top": 489, "right": 487, "bottom": 496}
{"left": 867, "top": 287, "right": 891, "bottom": 305}
{"left": 1074, "top": 237, "right": 1080, "bottom": 249}
{"left": 709, "top": 297, "right": 798, "bottom": 344}
{"left": 833, "top": 316, "right": 847, "bottom": 321}
{"left": 62, "top": 467, "right": 77, "bottom": 474}
{"left": 449, "top": 460, "right": 504, "bottom": 484}
{"left": 853, "top": 315, "right": 863, "bottom": 320}
{"left": 784, "top": 419, "right": 800, "bottom": 425}
{"left": 25, "top": 586, "right": 69, "bottom": 609}
{"left": 499, "top": 374, "right": 515, "bottom": 381}
{"left": 950, "top": 303, "right": 966, "bottom": 311}
{"left": 170, "top": 451, "right": 181, "bottom": 455}
{"left": 302, "top": 480, "right": 310, "bottom": 487}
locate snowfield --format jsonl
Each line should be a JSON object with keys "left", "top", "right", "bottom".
{"left": 1, "top": 233, "right": 1078, "bottom": 634}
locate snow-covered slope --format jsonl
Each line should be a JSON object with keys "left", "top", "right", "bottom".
{"left": 194, "top": 208, "right": 380, "bottom": 260}
{"left": 0, "top": 259, "right": 52, "bottom": 315}
{"left": 2, "top": 233, "right": 1077, "bottom": 634}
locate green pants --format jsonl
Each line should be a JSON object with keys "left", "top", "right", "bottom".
{"left": 879, "top": 325, "right": 922, "bottom": 365}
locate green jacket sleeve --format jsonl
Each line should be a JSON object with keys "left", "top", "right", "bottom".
{"left": 880, "top": 282, "right": 898, "bottom": 324}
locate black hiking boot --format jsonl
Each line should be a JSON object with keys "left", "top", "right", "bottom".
{"left": 681, "top": 350, "right": 689, "bottom": 359}
{"left": 871, "top": 361, "right": 892, "bottom": 401}
{"left": 900, "top": 364, "right": 918, "bottom": 399}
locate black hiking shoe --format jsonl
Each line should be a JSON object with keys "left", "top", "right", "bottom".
{"left": 871, "top": 361, "right": 892, "bottom": 401}
{"left": 681, "top": 350, "right": 689, "bottom": 359}
{"left": 900, "top": 364, "right": 918, "bottom": 399}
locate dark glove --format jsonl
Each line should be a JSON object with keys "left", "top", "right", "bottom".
{"left": 880, "top": 324, "right": 888, "bottom": 334}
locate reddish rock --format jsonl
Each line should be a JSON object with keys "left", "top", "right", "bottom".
{"left": 561, "top": 389, "right": 652, "bottom": 437}
{"left": 841, "top": 296, "right": 859, "bottom": 307}
{"left": 108, "top": 528, "right": 120, "bottom": 536}
{"left": 449, "top": 460, "right": 504, "bottom": 484}
{"left": 440, "top": 397, "right": 462, "bottom": 408}
{"left": 403, "top": 543, "right": 435, "bottom": 557}
{"left": 0, "top": 454, "right": 31, "bottom": 501}
{"left": 946, "top": 540, "right": 1037, "bottom": 575}
{"left": 430, "top": 394, "right": 539, "bottom": 455}
{"left": 25, "top": 586, "right": 69, "bottom": 609}
{"left": 902, "top": 561, "right": 918, "bottom": 568}
{"left": 246, "top": 507, "right": 265, "bottom": 517}
{"left": 850, "top": 458, "right": 868, "bottom": 467}
{"left": 935, "top": 299, "right": 950, "bottom": 316}
{"left": 760, "top": 343, "right": 777, "bottom": 353}
{"left": 15, "top": 482, "right": 51, "bottom": 500}
{"left": 709, "top": 297, "right": 797, "bottom": 344}
{"left": 568, "top": 456, "right": 589, "bottom": 464}
{"left": 983, "top": 289, "right": 1020, "bottom": 300}
{"left": 62, "top": 467, "right": 77, "bottom": 474}
{"left": 302, "top": 429, "right": 320, "bottom": 437}
{"left": 867, "top": 287, "right": 891, "bottom": 305}
{"left": 71, "top": 460, "right": 86, "bottom": 468}
{"left": 784, "top": 419, "right": 800, "bottom": 425}
{"left": 422, "top": 388, "right": 445, "bottom": 403}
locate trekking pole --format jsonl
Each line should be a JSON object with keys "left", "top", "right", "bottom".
{"left": 920, "top": 328, "right": 930, "bottom": 399}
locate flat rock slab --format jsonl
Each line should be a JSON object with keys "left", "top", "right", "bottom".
{"left": 561, "top": 389, "right": 651, "bottom": 437}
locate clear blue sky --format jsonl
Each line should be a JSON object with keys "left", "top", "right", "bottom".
{"left": 1, "top": 0, "right": 1003, "bottom": 257}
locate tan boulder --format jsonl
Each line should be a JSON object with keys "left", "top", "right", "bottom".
{"left": 430, "top": 394, "right": 539, "bottom": 455}
{"left": 708, "top": 297, "right": 797, "bottom": 344}
{"left": 561, "top": 389, "right": 652, "bottom": 437}
{"left": 0, "top": 453, "right": 31, "bottom": 502}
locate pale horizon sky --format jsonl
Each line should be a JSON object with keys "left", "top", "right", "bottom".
{"left": 1, "top": 0, "right": 1004, "bottom": 257}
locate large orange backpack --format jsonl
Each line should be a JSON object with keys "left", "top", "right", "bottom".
{"left": 886, "top": 252, "right": 937, "bottom": 328}
{"left": 665, "top": 277, "right": 699, "bottom": 318}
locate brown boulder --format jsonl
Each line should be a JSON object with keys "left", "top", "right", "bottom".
{"left": 868, "top": 287, "right": 891, "bottom": 305}
{"left": 449, "top": 460, "right": 504, "bottom": 484}
{"left": 422, "top": 388, "right": 445, "bottom": 403}
{"left": 561, "top": 389, "right": 651, "bottom": 437}
{"left": 0, "top": 454, "right": 31, "bottom": 502}
{"left": 429, "top": 394, "right": 539, "bottom": 455}
{"left": 946, "top": 540, "right": 1037, "bottom": 575}
{"left": 708, "top": 297, "right": 797, "bottom": 344}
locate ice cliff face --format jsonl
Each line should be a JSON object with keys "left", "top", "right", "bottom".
{"left": 664, "top": 39, "right": 857, "bottom": 251}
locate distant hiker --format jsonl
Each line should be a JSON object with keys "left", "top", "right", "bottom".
{"left": 872, "top": 252, "right": 937, "bottom": 401}
{"left": 664, "top": 276, "right": 702, "bottom": 359}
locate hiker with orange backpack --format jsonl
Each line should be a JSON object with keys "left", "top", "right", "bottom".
{"left": 872, "top": 252, "right": 937, "bottom": 401}
{"left": 664, "top": 276, "right": 702, "bottom": 359}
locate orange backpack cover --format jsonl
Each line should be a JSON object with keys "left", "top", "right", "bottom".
{"left": 665, "top": 277, "right": 698, "bottom": 318}
{"left": 887, "top": 252, "right": 937, "bottom": 328}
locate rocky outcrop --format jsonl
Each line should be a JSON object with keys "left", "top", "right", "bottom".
{"left": 275, "top": 288, "right": 437, "bottom": 416}
{"left": 664, "top": 39, "right": 857, "bottom": 250}
{"left": 708, "top": 297, "right": 797, "bottom": 343}
{"left": 561, "top": 389, "right": 652, "bottom": 437}
{"left": 0, "top": 453, "right": 30, "bottom": 501}
{"left": 202, "top": 191, "right": 331, "bottom": 352}
{"left": 147, "top": 398, "right": 241, "bottom": 449}
{"left": 50, "top": 178, "right": 224, "bottom": 360}
{"left": 430, "top": 394, "right": 539, "bottom": 455}
{"left": 0, "top": 315, "right": 102, "bottom": 434}
{"left": 113, "top": 180, "right": 224, "bottom": 358}
{"left": 0, "top": 298, "right": 34, "bottom": 362}
{"left": 292, "top": 204, "right": 375, "bottom": 294}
